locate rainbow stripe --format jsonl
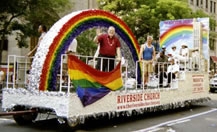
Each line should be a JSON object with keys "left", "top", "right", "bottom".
{"left": 160, "top": 24, "right": 193, "bottom": 47}
{"left": 68, "top": 55, "right": 123, "bottom": 91}
{"left": 39, "top": 10, "right": 140, "bottom": 91}
{"left": 68, "top": 55, "right": 122, "bottom": 106}
{"left": 160, "top": 24, "right": 208, "bottom": 48}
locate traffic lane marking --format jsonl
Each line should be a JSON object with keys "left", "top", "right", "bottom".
{"left": 133, "top": 108, "right": 217, "bottom": 132}
{"left": 0, "top": 118, "right": 15, "bottom": 123}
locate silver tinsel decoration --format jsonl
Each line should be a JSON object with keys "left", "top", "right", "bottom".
{"left": 28, "top": 11, "right": 82, "bottom": 90}
{"left": 64, "top": 97, "right": 210, "bottom": 125}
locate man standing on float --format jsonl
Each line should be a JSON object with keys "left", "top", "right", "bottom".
{"left": 94, "top": 26, "right": 121, "bottom": 72}
{"left": 27, "top": 25, "right": 47, "bottom": 57}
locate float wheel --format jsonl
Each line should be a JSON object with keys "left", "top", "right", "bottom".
{"left": 12, "top": 106, "right": 38, "bottom": 125}
{"left": 66, "top": 118, "right": 79, "bottom": 128}
{"left": 58, "top": 118, "right": 80, "bottom": 131}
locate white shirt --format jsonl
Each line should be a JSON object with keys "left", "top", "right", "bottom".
{"left": 38, "top": 32, "right": 46, "bottom": 44}
{"left": 192, "top": 51, "right": 199, "bottom": 58}
{"left": 167, "top": 63, "right": 179, "bottom": 74}
{"left": 180, "top": 48, "right": 189, "bottom": 57}
{"left": 68, "top": 39, "right": 77, "bottom": 53}
{"left": 170, "top": 49, "right": 179, "bottom": 58}
{"left": 94, "top": 45, "right": 100, "bottom": 57}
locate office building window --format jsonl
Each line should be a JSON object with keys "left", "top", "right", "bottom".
{"left": 214, "top": 2, "right": 216, "bottom": 13}
{"left": 197, "top": 0, "right": 199, "bottom": 6}
{"left": 210, "top": 38, "right": 215, "bottom": 50}
{"left": 210, "top": 1, "right": 213, "bottom": 12}
{"left": 201, "top": 0, "right": 203, "bottom": 5}
{"left": 206, "top": 0, "right": 208, "bottom": 8}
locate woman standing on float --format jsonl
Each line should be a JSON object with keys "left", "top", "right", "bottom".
{"left": 139, "top": 35, "right": 156, "bottom": 87}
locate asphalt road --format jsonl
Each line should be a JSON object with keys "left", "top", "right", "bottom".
{"left": 0, "top": 93, "right": 217, "bottom": 132}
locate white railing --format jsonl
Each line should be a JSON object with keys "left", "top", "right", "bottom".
{"left": 59, "top": 54, "right": 128, "bottom": 93}
{"left": 6, "top": 55, "right": 203, "bottom": 92}
{"left": 6, "top": 55, "right": 33, "bottom": 89}
{"left": 135, "top": 59, "right": 190, "bottom": 90}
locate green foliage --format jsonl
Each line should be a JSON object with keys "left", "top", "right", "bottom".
{"left": 0, "top": 0, "right": 71, "bottom": 47}
{"left": 155, "top": 0, "right": 192, "bottom": 20}
{"left": 97, "top": 0, "right": 216, "bottom": 44}
{"left": 77, "top": 28, "right": 98, "bottom": 56}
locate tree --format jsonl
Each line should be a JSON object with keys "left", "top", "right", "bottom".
{"left": 77, "top": 28, "right": 98, "bottom": 57}
{"left": 0, "top": 0, "right": 71, "bottom": 63}
{"left": 98, "top": 0, "right": 216, "bottom": 44}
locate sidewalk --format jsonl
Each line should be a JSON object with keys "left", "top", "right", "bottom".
{"left": 209, "top": 93, "right": 217, "bottom": 100}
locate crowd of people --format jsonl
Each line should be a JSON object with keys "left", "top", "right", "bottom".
{"left": 139, "top": 35, "right": 199, "bottom": 88}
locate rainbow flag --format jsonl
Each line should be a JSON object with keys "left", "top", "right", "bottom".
{"left": 68, "top": 55, "right": 123, "bottom": 106}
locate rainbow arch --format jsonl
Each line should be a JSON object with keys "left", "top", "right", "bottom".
{"left": 29, "top": 9, "right": 141, "bottom": 91}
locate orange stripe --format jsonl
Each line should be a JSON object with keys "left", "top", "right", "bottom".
{"left": 68, "top": 55, "right": 122, "bottom": 84}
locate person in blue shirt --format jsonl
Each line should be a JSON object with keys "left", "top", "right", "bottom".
{"left": 139, "top": 35, "right": 156, "bottom": 87}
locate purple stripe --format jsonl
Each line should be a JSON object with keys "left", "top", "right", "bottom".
{"left": 76, "top": 86, "right": 110, "bottom": 106}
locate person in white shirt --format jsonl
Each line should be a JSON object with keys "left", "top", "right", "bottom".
{"left": 167, "top": 45, "right": 179, "bottom": 61}
{"left": 179, "top": 43, "right": 189, "bottom": 62}
{"left": 27, "top": 25, "right": 47, "bottom": 56}
{"left": 171, "top": 45, "right": 179, "bottom": 58}
{"left": 165, "top": 58, "right": 179, "bottom": 87}
{"left": 67, "top": 38, "right": 77, "bottom": 55}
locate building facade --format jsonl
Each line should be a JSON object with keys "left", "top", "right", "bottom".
{"left": 71, "top": 0, "right": 98, "bottom": 11}
{"left": 188, "top": 0, "right": 217, "bottom": 71}
{"left": 188, "top": 0, "right": 217, "bottom": 56}
{"left": 2, "top": 0, "right": 98, "bottom": 64}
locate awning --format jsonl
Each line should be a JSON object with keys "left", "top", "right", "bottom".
{"left": 210, "top": 56, "right": 217, "bottom": 63}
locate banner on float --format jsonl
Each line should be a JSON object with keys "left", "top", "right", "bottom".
{"left": 116, "top": 92, "right": 161, "bottom": 111}
{"left": 159, "top": 18, "right": 209, "bottom": 60}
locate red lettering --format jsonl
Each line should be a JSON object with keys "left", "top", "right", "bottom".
{"left": 117, "top": 96, "right": 121, "bottom": 103}
{"left": 144, "top": 93, "right": 160, "bottom": 100}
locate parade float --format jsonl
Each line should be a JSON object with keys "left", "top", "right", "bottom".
{"left": 1, "top": 9, "right": 210, "bottom": 128}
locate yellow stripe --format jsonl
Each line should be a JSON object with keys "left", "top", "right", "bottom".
{"left": 68, "top": 69, "right": 95, "bottom": 82}
{"left": 105, "top": 78, "right": 123, "bottom": 90}
{"left": 68, "top": 69, "right": 123, "bottom": 90}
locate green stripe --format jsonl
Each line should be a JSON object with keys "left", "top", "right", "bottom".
{"left": 72, "top": 79, "right": 102, "bottom": 88}
{"left": 72, "top": 79, "right": 123, "bottom": 90}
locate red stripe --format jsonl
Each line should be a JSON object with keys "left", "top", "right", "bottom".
{"left": 68, "top": 55, "right": 121, "bottom": 84}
